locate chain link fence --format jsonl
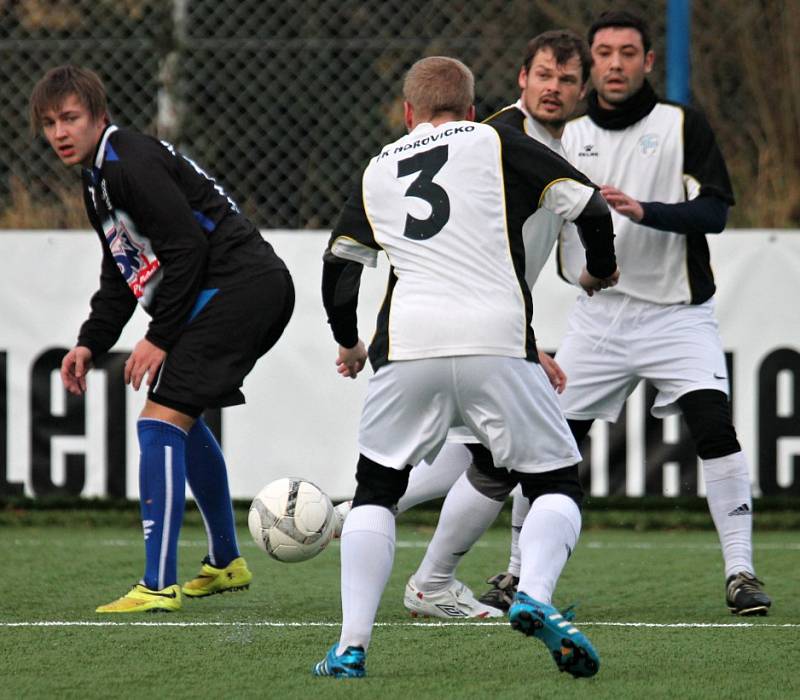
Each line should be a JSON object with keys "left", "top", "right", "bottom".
{"left": 1, "top": 0, "right": 798, "bottom": 229}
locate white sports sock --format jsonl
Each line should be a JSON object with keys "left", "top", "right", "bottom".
{"left": 702, "top": 451, "right": 754, "bottom": 579}
{"left": 507, "top": 486, "right": 530, "bottom": 577}
{"left": 412, "top": 472, "right": 503, "bottom": 592}
{"left": 518, "top": 493, "right": 581, "bottom": 605}
{"left": 337, "top": 505, "right": 395, "bottom": 653}
{"left": 397, "top": 442, "right": 472, "bottom": 513}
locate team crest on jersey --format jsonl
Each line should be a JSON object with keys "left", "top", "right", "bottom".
{"left": 104, "top": 211, "right": 161, "bottom": 300}
{"left": 638, "top": 133, "right": 660, "bottom": 157}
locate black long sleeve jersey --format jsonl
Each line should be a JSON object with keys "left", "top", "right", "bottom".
{"left": 78, "top": 125, "right": 286, "bottom": 356}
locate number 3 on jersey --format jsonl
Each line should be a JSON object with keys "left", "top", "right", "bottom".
{"left": 397, "top": 145, "right": 450, "bottom": 240}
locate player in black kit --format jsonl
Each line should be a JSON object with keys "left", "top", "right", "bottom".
{"left": 30, "top": 65, "right": 294, "bottom": 613}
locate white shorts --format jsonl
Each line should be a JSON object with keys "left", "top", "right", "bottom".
{"left": 556, "top": 293, "right": 729, "bottom": 421}
{"left": 357, "top": 356, "right": 580, "bottom": 473}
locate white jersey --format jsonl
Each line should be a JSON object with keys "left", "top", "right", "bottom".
{"left": 327, "top": 120, "right": 600, "bottom": 369}
{"left": 560, "top": 90, "right": 734, "bottom": 304}
{"left": 487, "top": 101, "right": 586, "bottom": 288}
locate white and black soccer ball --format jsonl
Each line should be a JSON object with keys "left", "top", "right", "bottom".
{"left": 248, "top": 477, "right": 336, "bottom": 563}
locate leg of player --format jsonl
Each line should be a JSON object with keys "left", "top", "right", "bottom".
{"left": 678, "top": 390, "right": 771, "bottom": 615}
{"left": 477, "top": 486, "right": 526, "bottom": 612}
{"left": 397, "top": 441, "right": 472, "bottom": 513}
{"left": 96, "top": 401, "right": 195, "bottom": 613}
{"left": 508, "top": 470, "right": 599, "bottom": 678}
{"left": 313, "top": 455, "right": 411, "bottom": 679}
{"left": 479, "top": 418, "right": 594, "bottom": 612}
{"left": 181, "top": 418, "right": 252, "bottom": 598}
{"left": 332, "top": 440, "right": 473, "bottom": 537}
{"left": 404, "top": 466, "right": 506, "bottom": 619}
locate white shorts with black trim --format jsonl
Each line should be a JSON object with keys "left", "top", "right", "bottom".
{"left": 357, "top": 355, "right": 580, "bottom": 473}
{"left": 555, "top": 293, "right": 730, "bottom": 422}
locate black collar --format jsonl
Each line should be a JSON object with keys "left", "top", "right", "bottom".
{"left": 586, "top": 80, "right": 659, "bottom": 130}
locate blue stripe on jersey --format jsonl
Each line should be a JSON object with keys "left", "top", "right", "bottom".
{"left": 193, "top": 209, "right": 217, "bottom": 232}
{"left": 105, "top": 142, "right": 120, "bottom": 161}
{"left": 188, "top": 288, "right": 219, "bottom": 322}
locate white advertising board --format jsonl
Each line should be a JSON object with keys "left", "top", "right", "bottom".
{"left": 0, "top": 230, "right": 798, "bottom": 500}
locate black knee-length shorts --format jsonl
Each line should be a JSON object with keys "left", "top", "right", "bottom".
{"left": 149, "top": 269, "right": 294, "bottom": 415}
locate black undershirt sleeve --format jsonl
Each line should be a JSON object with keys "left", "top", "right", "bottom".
{"left": 321, "top": 251, "right": 363, "bottom": 348}
{"left": 574, "top": 190, "right": 617, "bottom": 278}
{"left": 640, "top": 196, "right": 729, "bottom": 234}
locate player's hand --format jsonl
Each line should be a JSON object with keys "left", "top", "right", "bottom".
{"left": 336, "top": 340, "right": 368, "bottom": 379}
{"left": 60, "top": 346, "right": 94, "bottom": 395}
{"left": 538, "top": 350, "right": 566, "bottom": 394}
{"left": 579, "top": 266, "right": 620, "bottom": 296}
{"left": 125, "top": 338, "right": 167, "bottom": 391}
{"left": 600, "top": 185, "right": 644, "bottom": 222}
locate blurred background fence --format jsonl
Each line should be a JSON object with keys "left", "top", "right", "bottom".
{"left": 1, "top": 0, "right": 799, "bottom": 230}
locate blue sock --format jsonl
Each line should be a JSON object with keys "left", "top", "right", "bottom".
{"left": 186, "top": 418, "right": 240, "bottom": 567}
{"left": 137, "top": 419, "right": 187, "bottom": 591}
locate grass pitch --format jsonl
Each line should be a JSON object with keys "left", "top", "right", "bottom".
{"left": 1, "top": 519, "right": 798, "bottom": 699}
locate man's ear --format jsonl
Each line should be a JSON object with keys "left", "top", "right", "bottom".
{"left": 404, "top": 101, "right": 415, "bottom": 131}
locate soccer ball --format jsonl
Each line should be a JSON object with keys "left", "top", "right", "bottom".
{"left": 248, "top": 477, "right": 336, "bottom": 563}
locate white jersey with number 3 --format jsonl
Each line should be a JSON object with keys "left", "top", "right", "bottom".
{"left": 329, "top": 120, "right": 597, "bottom": 367}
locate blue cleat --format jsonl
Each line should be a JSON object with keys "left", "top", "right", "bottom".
{"left": 312, "top": 643, "right": 366, "bottom": 678}
{"left": 509, "top": 592, "right": 600, "bottom": 678}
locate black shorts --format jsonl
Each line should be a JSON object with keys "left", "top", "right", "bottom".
{"left": 149, "top": 269, "right": 294, "bottom": 413}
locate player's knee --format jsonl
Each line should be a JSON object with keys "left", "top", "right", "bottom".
{"left": 515, "top": 465, "right": 584, "bottom": 509}
{"left": 464, "top": 443, "right": 516, "bottom": 501}
{"left": 351, "top": 454, "right": 411, "bottom": 509}
{"left": 465, "top": 462, "right": 515, "bottom": 501}
{"left": 678, "top": 389, "right": 740, "bottom": 460}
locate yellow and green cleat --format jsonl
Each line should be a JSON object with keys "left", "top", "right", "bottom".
{"left": 96, "top": 583, "right": 182, "bottom": 614}
{"left": 182, "top": 556, "right": 253, "bottom": 598}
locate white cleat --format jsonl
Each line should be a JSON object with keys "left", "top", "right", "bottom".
{"left": 332, "top": 500, "right": 352, "bottom": 539}
{"left": 404, "top": 577, "right": 504, "bottom": 619}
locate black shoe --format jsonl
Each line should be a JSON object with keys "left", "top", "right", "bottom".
{"left": 477, "top": 572, "right": 519, "bottom": 613}
{"left": 726, "top": 572, "right": 771, "bottom": 616}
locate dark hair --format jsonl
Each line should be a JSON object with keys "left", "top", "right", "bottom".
{"left": 523, "top": 29, "right": 592, "bottom": 83}
{"left": 29, "top": 65, "right": 108, "bottom": 134}
{"left": 588, "top": 10, "right": 652, "bottom": 53}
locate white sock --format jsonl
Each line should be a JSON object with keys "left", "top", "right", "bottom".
{"left": 397, "top": 443, "right": 472, "bottom": 514}
{"left": 702, "top": 451, "right": 754, "bottom": 579}
{"left": 507, "top": 486, "right": 530, "bottom": 577}
{"left": 412, "top": 472, "right": 503, "bottom": 591}
{"left": 518, "top": 494, "right": 581, "bottom": 605}
{"left": 337, "top": 505, "right": 395, "bottom": 653}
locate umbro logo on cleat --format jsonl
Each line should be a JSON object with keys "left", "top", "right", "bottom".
{"left": 435, "top": 604, "right": 468, "bottom": 617}
{"left": 728, "top": 503, "right": 751, "bottom": 516}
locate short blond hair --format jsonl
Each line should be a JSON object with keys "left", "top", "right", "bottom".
{"left": 402, "top": 56, "right": 474, "bottom": 121}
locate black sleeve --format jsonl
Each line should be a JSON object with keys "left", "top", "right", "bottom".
{"left": 321, "top": 251, "right": 363, "bottom": 348}
{"left": 683, "top": 106, "right": 735, "bottom": 205}
{"left": 111, "top": 142, "right": 209, "bottom": 351}
{"left": 640, "top": 196, "right": 729, "bottom": 234}
{"left": 574, "top": 190, "right": 617, "bottom": 278}
{"left": 76, "top": 243, "right": 138, "bottom": 357}
{"left": 328, "top": 174, "right": 380, "bottom": 253}
{"left": 493, "top": 122, "right": 595, "bottom": 199}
